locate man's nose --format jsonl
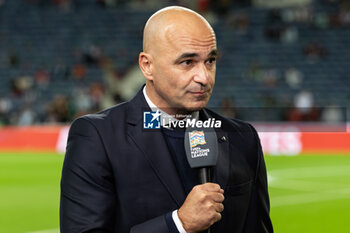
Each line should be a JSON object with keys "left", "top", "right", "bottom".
{"left": 193, "top": 63, "right": 209, "bottom": 85}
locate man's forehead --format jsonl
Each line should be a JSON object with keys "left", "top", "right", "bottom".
{"left": 163, "top": 25, "right": 217, "bottom": 56}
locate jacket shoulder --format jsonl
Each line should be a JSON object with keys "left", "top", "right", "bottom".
{"left": 85, "top": 102, "right": 128, "bottom": 122}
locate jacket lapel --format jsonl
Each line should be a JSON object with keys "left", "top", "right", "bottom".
{"left": 214, "top": 129, "right": 230, "bottom": 188}
{"left": 126, "top": 88, "right": 186, "bottom": 207}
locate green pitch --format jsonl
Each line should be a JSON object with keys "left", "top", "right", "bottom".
{"left": 0, "top": 152, "right": 349, "bottom": 233}
{"left": 265, "top": 155, "right": 350, "bottom": 233}
{"left": 0, "top": 152, "right": 63, "bottom": 233}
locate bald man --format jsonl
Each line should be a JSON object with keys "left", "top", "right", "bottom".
{"left": 60, "top": 6, "right": 273, "bottom": 233}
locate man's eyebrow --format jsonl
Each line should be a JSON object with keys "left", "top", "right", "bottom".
{"left": 208, "top": 49, "right": 218, "bottom": 57}
{"left": 174, "top": 50, "right": 218, "bottom": 64}
{"left": 174, "top": 53, "right": 199, "bottom": 64}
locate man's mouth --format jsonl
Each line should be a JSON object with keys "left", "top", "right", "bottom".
{"left": 188, "top": 88, "right": 210, "bottom": 95}
{"left": 190, "top": 91, "right": 206, "bottom": 95}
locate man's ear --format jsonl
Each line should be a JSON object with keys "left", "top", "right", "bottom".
{"left": 139, "top": 52, "right": 153, "bottom": 81}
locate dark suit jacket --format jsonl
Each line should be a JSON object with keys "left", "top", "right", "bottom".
{"left": 60, "top": 88, "right": 273, "bottom": 233}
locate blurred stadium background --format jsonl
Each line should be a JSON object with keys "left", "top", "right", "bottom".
{"left": 0, "top": 0, "right": 349, "bottom": 232}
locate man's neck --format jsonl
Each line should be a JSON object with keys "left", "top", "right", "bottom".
{"left": 143, "top": 86, "right": 199, "bottom": 125}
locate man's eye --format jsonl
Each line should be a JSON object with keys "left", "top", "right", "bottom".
{"left": 207, "top": 57, "right": 216, "bottom": 64}
{"left": 181, "top": 60, "right": 193, "bottom": 65}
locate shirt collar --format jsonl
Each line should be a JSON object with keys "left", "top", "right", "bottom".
{"left": 143, "top": 86, "right": 199, "bottom": 127}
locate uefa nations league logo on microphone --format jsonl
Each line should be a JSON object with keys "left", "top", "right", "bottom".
{"left": 189, "top": 131, "right": 207, "bottom": 148}
{"left": 185, "top": 128, "right": 218, "bottom": 168}
{"left": 188, "top": 130, "right": 210, "bottom": 158}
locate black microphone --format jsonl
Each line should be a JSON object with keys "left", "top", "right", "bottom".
{"left": 184, "top": 127, "right": 218, "bottom": 233}
{"left": 184, "top": 128, "right": 218, "bottom": 183}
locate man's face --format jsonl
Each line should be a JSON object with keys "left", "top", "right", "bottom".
{"left": 149, "top": 25, "right": 217, "bottom": 114}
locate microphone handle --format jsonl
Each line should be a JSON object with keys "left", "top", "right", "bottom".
{"left": 199, "top": 167, "right": 211, "bottom": 184}
{"left": 199, "top": 167, "right": 211, "bottom": 233}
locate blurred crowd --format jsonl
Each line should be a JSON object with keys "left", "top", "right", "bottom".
{"left": 0, "top": 0, "right": 253, "bottom": 126}
{"left": 0, "top": 42, "right": 146, "bottom": 125}
{"left": 0, "top": 0, "right": 348, "bottom": 125}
